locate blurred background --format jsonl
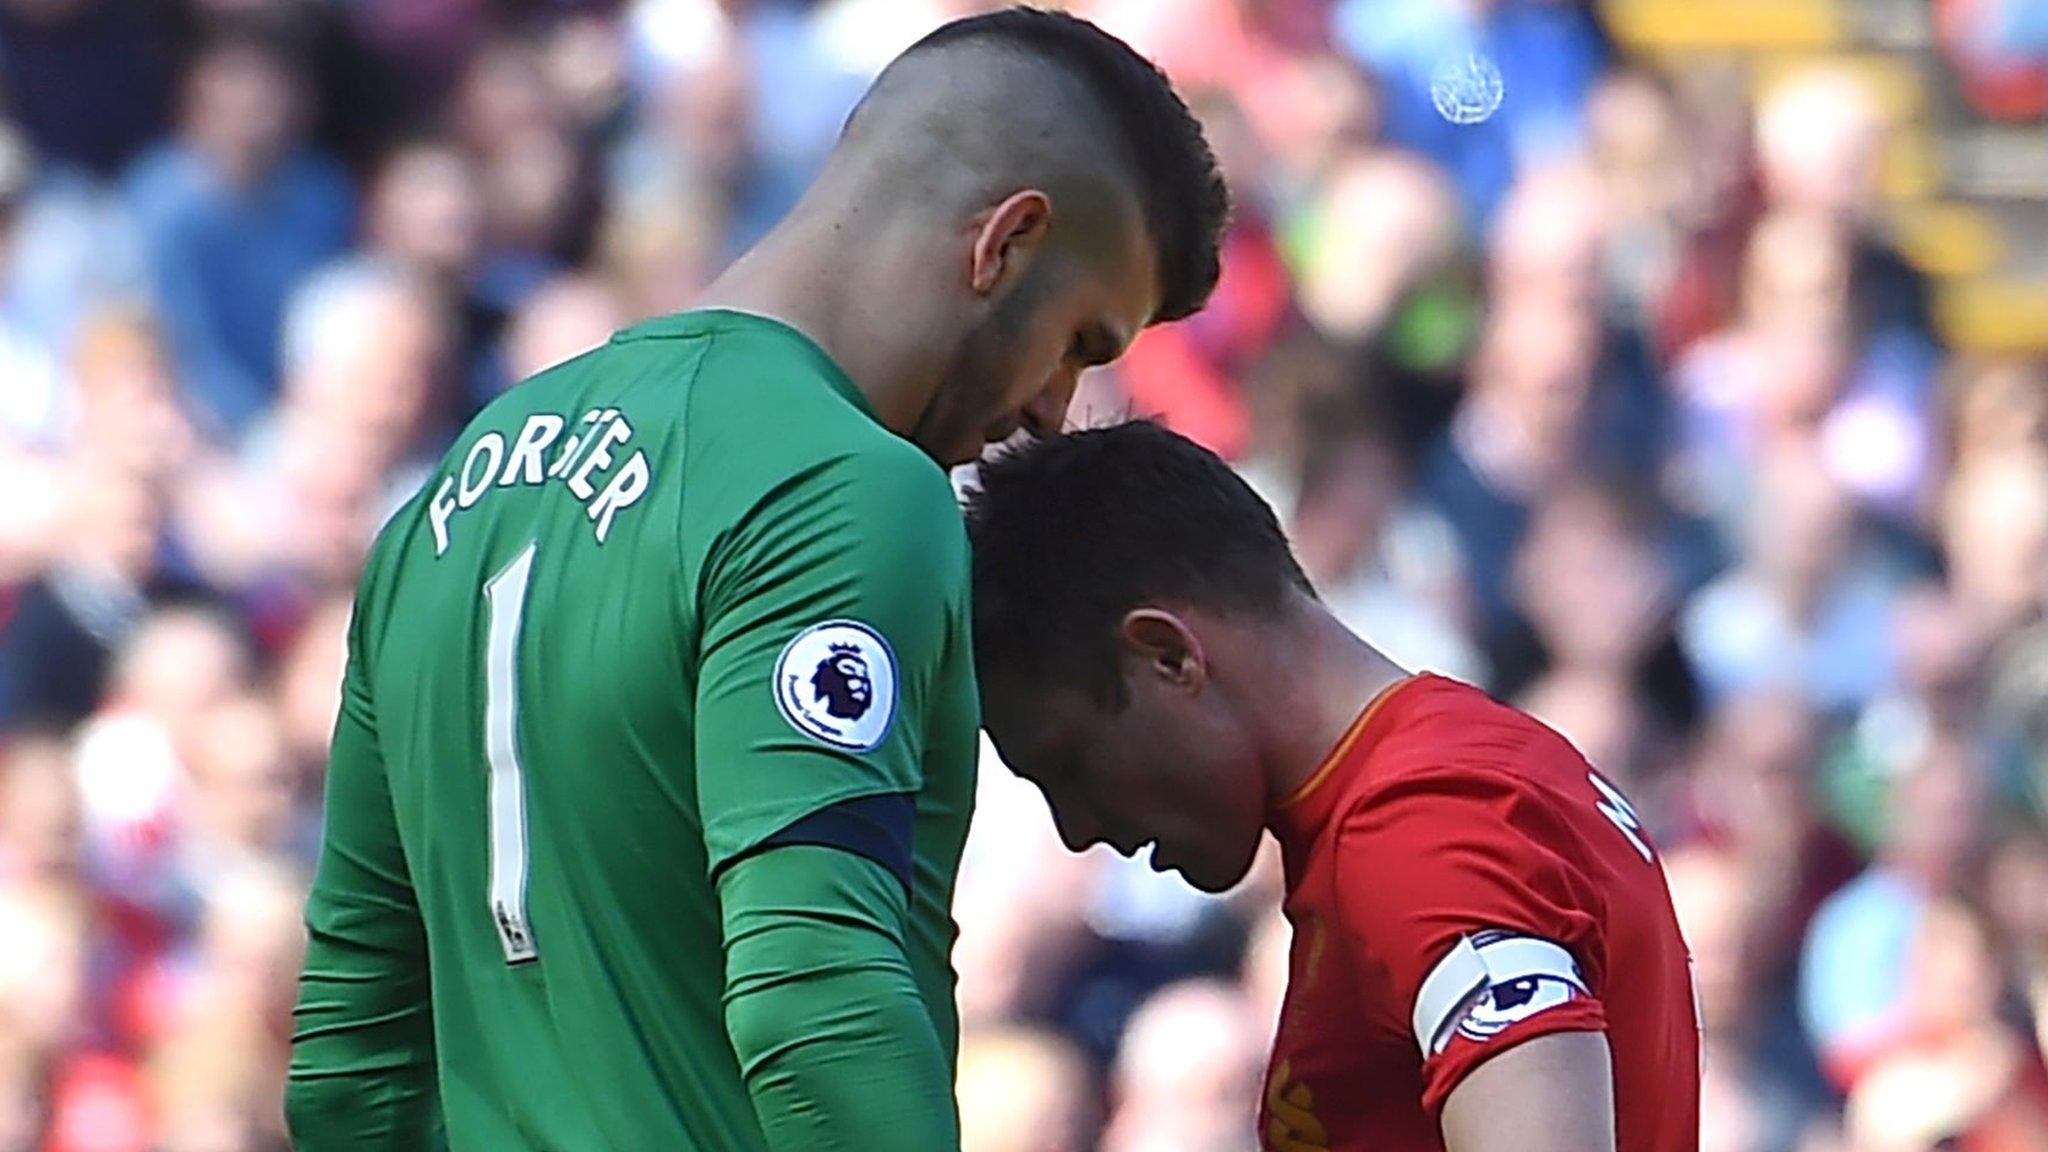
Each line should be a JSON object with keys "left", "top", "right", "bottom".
{"left": 0, "top": 0, "right": 2044, "bottom": 1149}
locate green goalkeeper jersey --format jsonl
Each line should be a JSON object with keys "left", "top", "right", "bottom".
{"left": 288, "top": 310, "right": 979, "bottom": 1149}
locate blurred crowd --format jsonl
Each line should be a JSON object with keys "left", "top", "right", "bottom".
{"left": 0, "top": 1, "right": 2044, "bottom": 1150}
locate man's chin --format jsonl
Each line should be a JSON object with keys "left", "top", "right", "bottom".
{"left": 980, "top": 424, "right": 1036, "bottom": 459}
{"left": 941, "top": 430, "right": 1006, "bottom": 469}
{"left": 920, "top": 440, "right": 979, "bottom": 471}
{"left": 1171, "top": 858, "right": 1244, "bottom": 895}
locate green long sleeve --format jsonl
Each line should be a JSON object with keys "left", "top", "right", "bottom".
{"left": 719, "top": 844, "right": 961, "bottom": 1151}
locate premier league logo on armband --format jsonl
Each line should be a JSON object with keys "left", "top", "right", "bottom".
{"left": 1456, "top": 974, "right": 1573, "bottom": 1043}
{"left": 774, "top": 621, "right": 897, "bottom": 752}
{"left": 1417, "top": 930, "right": 1591, "bottom": 1055}
{"left": 1452, "top": 931, "right": 1586, "bottom": 1046}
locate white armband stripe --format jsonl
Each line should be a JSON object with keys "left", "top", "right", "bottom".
{"left": 1412, "top": 936, "right": 1488, "bottom": 1057}
{"left": 1411, "top": 934, "right": 1587, "bottom": 1057}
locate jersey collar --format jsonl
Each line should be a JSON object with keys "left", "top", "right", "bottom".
{"left": 1269, "top": 674, "right": 1425, "bottom": 851}
{"left": 618, "top": 308, "right": 882, "bottom": 426}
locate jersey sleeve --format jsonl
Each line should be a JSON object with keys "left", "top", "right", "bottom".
{"left": 1334, "top": 763, "right": 1611, "bottom": 1116}
{"left": 691, "top": 444, "right": 966, "bottom": 879}
{"left": 718, "top": 845, "right": 960, "bottom": 1150}
{"left": 287, "top": 594, "right": 445, "bottom": 1149}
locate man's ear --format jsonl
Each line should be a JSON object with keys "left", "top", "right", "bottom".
{"left": 969, "top": 189, "right": 1052, "bottom": 296}
{"left": 1119, "top": 608, "right": 1205, "bottom": 693}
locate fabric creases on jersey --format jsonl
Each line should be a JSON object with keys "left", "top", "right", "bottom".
{"left": 1261, "top": 673, "right": 1701, "bottom": 1152}
{"left": 289, "top": 309, "right": 980, "bottom": 1151}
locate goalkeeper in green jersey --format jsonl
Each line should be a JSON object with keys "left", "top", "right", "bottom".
{"left": 283, "top": 7, "right": 1226, "bottom": 1151}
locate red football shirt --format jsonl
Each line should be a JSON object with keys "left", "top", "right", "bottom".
{"left": 1260, "top": 674, "right": 1700, "bottom": 1152}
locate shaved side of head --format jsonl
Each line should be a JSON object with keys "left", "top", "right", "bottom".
{"left": 826, "top": 7, "right": 1226, "bottom": 323}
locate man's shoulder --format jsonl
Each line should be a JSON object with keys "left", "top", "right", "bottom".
{"left": 726, "top": 431, "right": 961, "bottom": 558}
{"left": 1335, "top": 676, "right": 1596, "bottom": 840}
{"left": 624, "top": 313, "right": 955, "bottom": 525}
{"left": 1349, "top": 676, "right": 1558, "bottom": 782}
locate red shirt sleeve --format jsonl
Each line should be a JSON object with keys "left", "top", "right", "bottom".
{"left": 1334, "top": 762, "right": 1612, "bottom": 1115}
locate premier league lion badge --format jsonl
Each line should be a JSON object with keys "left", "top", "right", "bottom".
{"left": 812, "top": 644, "right": 874, "bottom": 720}
{"left": 774, "top": 620, "right": 897, "bottom": 751}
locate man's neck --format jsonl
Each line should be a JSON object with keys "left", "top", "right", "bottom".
{"left": 1249, "top": 595, "right": 1411, "bottom": 815}
{"left": 694, "top": 203, "right": 946, "bottom": 437}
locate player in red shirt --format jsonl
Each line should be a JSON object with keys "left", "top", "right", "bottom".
{"left": 966, "top": 422, "right": 1700, "bottom": 1152}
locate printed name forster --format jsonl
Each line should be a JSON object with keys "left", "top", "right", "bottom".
{"left": 430, "top": 407, "right": 653, "bottom": 554}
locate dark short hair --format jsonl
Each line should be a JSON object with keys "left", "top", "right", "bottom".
{"left": 967, "top": 421, "right": 1313, "bottom": 706}
{"left": 908, "top": 7, "right": 1228, "bottom": 323}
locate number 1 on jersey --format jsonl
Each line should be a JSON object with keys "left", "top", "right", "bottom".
{"left": 484, "top": 543, "right": 540, "bottom": 963}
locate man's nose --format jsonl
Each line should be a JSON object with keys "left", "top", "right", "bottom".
{"left": 1021, "top": 368, "right": 1081, "bottom": 439}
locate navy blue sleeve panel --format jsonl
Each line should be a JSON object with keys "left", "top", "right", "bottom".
{"left": 727, "top": 791, "right": 916, "bottom": 892}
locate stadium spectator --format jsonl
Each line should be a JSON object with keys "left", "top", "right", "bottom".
{"left": 1110, "top": 205, "right": 1292, "bottom": 461}
{"left": 1583, "top": 69, "right": 1690, "bottom": 335}
{"left": 1802, "top": 737, "right": 1989, "bottom": 1089}
{"left": 0, "top": 877, "right": 94, "bottom": 1151}
{"left": 1286, "top": 147, "right": 1474, "bottom": 447}
{"left": 0, "top": 128, "right": 151, "bottom": 379}
{"left": 1829, "top": 588, "right": 2017, "bottom": 849}
{"left": 1488, "top": 162, "right": 1668, "bottom": 480}
{"left": 1667, "top": 843, "right": 1833, "bottom": 1152}
{"left": 1680, "top": 452, "right": 1903, "bottom": 714}
{"left": 1293, "top": 149, "right": 1462, "bottom": 344}
{"left": 1753, "top": 66, "right": 1940, "bottom": 356}
{"left": 1100, "top": 980, "right": 1262, "bottom": 1152}
{"left": 0, "top": 4, "right": 2043, "bottom": 1147}
{"left": 622, "top": 0, "right": 865, "bottom": 260}
{"left": 1940, "top": 450, "right": 2048, "bottom": 640}
{"left": 0, "top": 125, "right": 65, "bottom": 452}
{"left": 0, "top": 730, "right": 83, "bottom": 908}
{"left": 453, "top": 34, "right": 565, "bottom": 163}
{"left": 1505, "top": 479, "right": 1693, "bottom": 780}
{"left": 124, "top": 26, "right": 355, "bottom": 439}
{"left": 176, "top": 695, "right": 307, "bottom": 888}
{"left": 356, "top": 139, "right": 496, "bottom": 401}
{"left": 1288, "top": 410, "right": 1483, "bottom": 684}
{"left": 0, "top": 304, "right": 195, "bottom": 592}
{"left": 1947, "top": 357, "right": 2048, "bottom": 467}
{"left": 1986, "top": 828, "right": 2048, "bottom": 1054}
{"left": 72, "top": 608, "right": 254, "bottom": 905}
{"left": 0, "top": 464, "right": 173, "bottom": 730}
{"left": 1419, "top": 295, "right": 1603, "bottom": 633}
{"left": 180, "top": 259, "right": 448, "bottom": 635}
{"left": 1671, "top": 208, "right": 1933, "bottom": 531}
{"left": 1842, "top": 898, "right": 2048, "bottom": 1151}
{"left": 270, "top": 596, "right": 349, "bottom": 785}
{"left": 1688, "top": 692, "right": 1860, "bottom": 947}
{"left": 501, "top": 273, "right": 630, "bottom": 384}
{"left": 63, "top": 306, "right": 199, "bottom": 489}
{"left": 594, "top": 182, "right": 724, "bottom": 321}
{"left": 1668, "top": 207, "right": 1852, "bottom": 532}
{"left": 148, "top": 862, "right": 305, "bottom": 1152}
{"left": 957, "top": 1027, "right": 1097, "bottom": 1152}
